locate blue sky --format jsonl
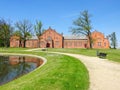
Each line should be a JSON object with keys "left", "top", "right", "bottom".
{"left": 0, "top": 0, "right": 120, "bottom": 47}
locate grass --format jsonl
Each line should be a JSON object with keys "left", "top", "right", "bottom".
{"left": 47, "top": 48, "right": 98, "bottom": 56}
{"left": 0, "top": 49, "right": 89, "bottom": 90}
{"left": 0, "top": 47, "right": 119, "bottom": 90}
{"left": 46, "top": 48, "right": 120, "bottom": 63}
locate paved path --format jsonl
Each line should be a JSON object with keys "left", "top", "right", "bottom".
{"left": 26, "top": 49, "right": 120, "bottom": 90}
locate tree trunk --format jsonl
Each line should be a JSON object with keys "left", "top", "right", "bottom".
{"left": 19, "top": 40, "right": 21, "bottom": 47}
{"left": 38, "top": 39, "right": 40, "bottom": 48}
{"left": 23, "top": 40, "right": 26, "bottom": 48}
{"left": 90, "top": 40, "right": 92, "bottom": 48}
{"left": 113, "top": 45, "right": 116, "bottom": 49}
{"left": 88, "top": 32, "right": 92, "bottom": 49}
{"left": 4, "top": 38, "right": 7, "bottom": 48}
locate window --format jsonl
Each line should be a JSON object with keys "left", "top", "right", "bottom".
{"left": 79, "top": 42, "right": 82, "bottom": 46}
{"left": 69, "top": 42, "right": 72, "bottom": 46}
{"left": 27, "top": 41, "right": 30, "bottom": 46}
{"left": 56, "top": 37, "right": 58, "bottom": 39}
{"left": 47, "top": 36, "right": 52, "bottom": 40}
{"left": 55, "top": 41, "right": 59, "bottom": 46}
{"left": 16, "top": 41, "right": 19, "bottom": 47}
{"left": 104, "top": 43, "right": 106, "bottom": 46}
{"left": 98, "top": 42, "right": 101, "bottom": 46}
{"left": 41, "top": 41, "right": 45, "bottom": 46}
{"left": 65, "top": 42, "right": 67, "bottom": 46}
{"left": 32, "top": 41, "right": 34, "bottom": 47}
{"left": 74, "top": 41, "right": 77, "bottom": 47}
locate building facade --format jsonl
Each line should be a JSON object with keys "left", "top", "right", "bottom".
{"left": 10, "top": 27, "right": 110, "bottom": 48}
{"left": 40, "top": 28, "right": 63, "bottom": 48}
{"left": 91, "top": 31, "right": 109, "bottom": 48}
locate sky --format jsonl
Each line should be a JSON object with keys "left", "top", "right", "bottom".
{"left": 0, "top": 0, "right": 120, "bottom": 47}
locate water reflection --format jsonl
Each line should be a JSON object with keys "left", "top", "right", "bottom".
{"left": 0, "top": 55, "right": 43, "bottom": 85}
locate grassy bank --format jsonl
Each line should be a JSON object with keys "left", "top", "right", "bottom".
{"left": 0, "top": 50, "right": 89, "bottom": 90}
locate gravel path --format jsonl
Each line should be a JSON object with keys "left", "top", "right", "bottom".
{"left": 51, "top": 52, "right": 120, "bottom": 90}
{"left": 25, "top": 48, "right": 42, "bottom": 51}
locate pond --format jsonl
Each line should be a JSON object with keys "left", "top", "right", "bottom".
{"left": 0, "top": 55, "right": 43, "bottom": 86}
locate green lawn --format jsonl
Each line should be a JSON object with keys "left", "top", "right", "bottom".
{"left": 47, "top": 48, "right": 120, "bottom": 62}
{"left": 0, "top": 49, "right": 89, "bottom": 90}
{"left": 0, "top": 47, "right": 119, "bottom": 90}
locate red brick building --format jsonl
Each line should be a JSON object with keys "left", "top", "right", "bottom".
{"left": 10, "top": 27, "right": 110, "bottom": 48}
{"left": 91, "top": 31, "right": 109, "bottom": 48}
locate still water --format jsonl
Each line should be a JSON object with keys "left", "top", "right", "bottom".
{"left": 0, "top": 55, "right": 43, "bottom": 85}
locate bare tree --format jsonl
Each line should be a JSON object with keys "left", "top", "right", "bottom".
{"left": 34, "top": 20, "right": 43, "bottom": 48}
{"left": 15, "top": 20, "right": 33, "bottom": 48}
{"left": 110, "top": 32, "right": 117, "bottom": 49}
{"left": 71, "top": 10, "right": 93, "bottom": 48}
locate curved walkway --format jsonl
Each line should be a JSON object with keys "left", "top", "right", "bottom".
{"left": 25, "top": 49, "right": 120, "bottom": 90}
{"left": 52, "top": 52, "right": 120, "bottom": 90}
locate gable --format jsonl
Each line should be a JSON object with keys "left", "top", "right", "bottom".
{"left": 92, "top": 31, "right": 105, "bottom": 39}
{"left": 41, "top": 27, "right": 63, "bottom": 40}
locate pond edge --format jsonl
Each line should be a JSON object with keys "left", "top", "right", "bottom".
{"left": 0, "top": 53, "right": 47, "bottom": 72}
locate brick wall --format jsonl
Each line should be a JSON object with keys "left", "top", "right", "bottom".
{"left": 10, "top": 36, "right": 20, "bottom": 47}
{"left": 91, "top": 31, "right": 110, "bottom": 48}
{"left": 64, "top": 39, "right": 88, "bottom": 48}
{"left": 40, "top": 27, "right": 63, "bottom": 48}
{"left": 26, "top": 40, "right": 38, "bottom": 48}
{"left": 10, "top": 29, "right": 110, "bottom": 49}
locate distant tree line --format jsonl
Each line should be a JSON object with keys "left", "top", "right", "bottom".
{"left": 0, "top": 18, "right": 43, "bottom": 48}
{"left": 108, "top": 32, "right": 117, "bottom": 49}
{"left": 0, "top": 19, "right": 13, "bottom": 47}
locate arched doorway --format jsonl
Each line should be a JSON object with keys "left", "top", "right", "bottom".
{"left": 46, "top": 36, "right": 54, "bottom": 48}
{"left": 46, "top": 42, "right": 50, "bottom": 48}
